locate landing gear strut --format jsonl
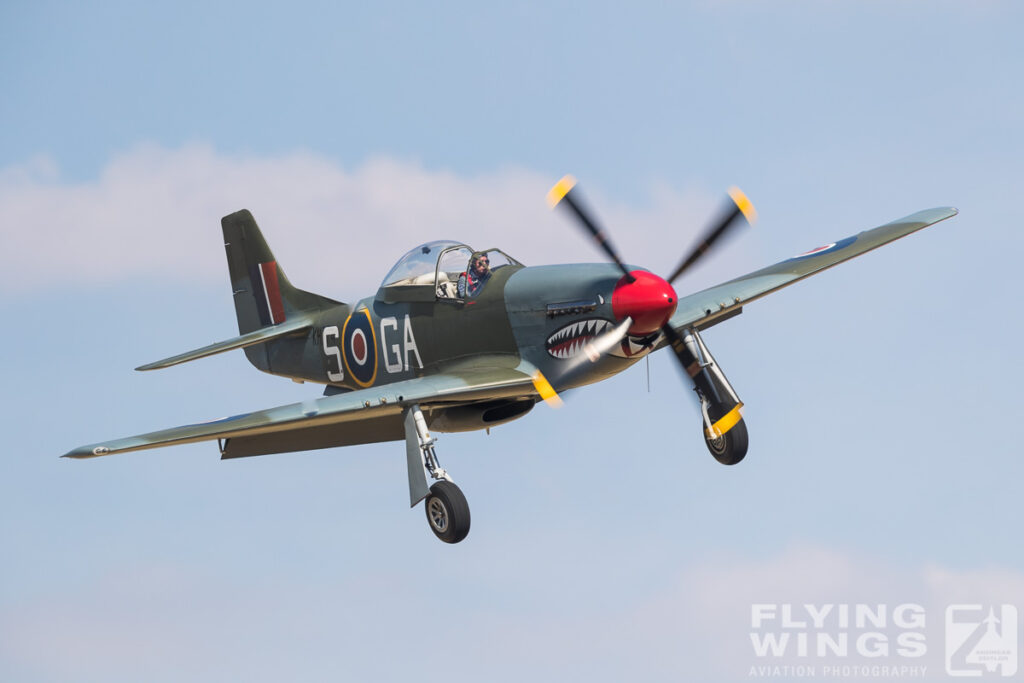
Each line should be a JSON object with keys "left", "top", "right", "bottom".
{"left": 680, "top": 328, "right": 749, "bottom": 465}
{"left": 404, "top": 404, "right": 471, "bottom": 543}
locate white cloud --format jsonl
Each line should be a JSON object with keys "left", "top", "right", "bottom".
{"left": 0, "top": 145, "right": 748, "bottom": 299}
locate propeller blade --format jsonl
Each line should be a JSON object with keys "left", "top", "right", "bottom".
{"left": 548, "top": 175, "right": 635, "bottom": 283}
{"left": 667, "top": 186, "right": 757, "bottom": 285}
{"left": 661, "top": 321, "right": 743, "bottom": 438}
{"left": 551, "top": 317, "right": 634, "bottom": 390}
{"left": 660, "top": 323, "right": 699, "bottom": 378}
{"left": 580, "top": 316, "right": 634, "bottom": 363}
{"left": 531, "top": 369, "right": 563, "bottom": 408}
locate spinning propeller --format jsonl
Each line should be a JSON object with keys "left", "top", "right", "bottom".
{"left": 539, "top": 175, "right": 756, "bottom": 406}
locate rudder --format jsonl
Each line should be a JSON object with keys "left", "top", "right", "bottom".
{"left": 221, "top": 210, "right": 343, "bottom": 370}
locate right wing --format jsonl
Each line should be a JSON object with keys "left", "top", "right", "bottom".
{"left": 669, "top": 207, "right": 958, "bottom": 330}
{"left": 63, "top": 359, "right": 545, "bottom": 460}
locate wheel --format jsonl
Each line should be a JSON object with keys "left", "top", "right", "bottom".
{"left": 424, "top": 481, "right": 471, "bottom": 544}
{"left": 705, "top": 417, "right": 748, "bottom": 465}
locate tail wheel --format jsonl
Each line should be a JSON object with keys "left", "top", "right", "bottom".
{"left": 425, "top": 481, "right": 471, "bottom": 544}
{"left": 705, "top": 418, "right": 748, "bottom": 465}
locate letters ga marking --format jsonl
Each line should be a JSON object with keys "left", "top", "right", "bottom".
{"left": 381, "top": 314, "right": 423, "bottom": 373}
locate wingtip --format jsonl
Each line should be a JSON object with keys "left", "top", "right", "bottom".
{"left": 929, "top": 206, "right": 960, "bottom": 222}
{"left": 61, "top": 444, "right": 110, "bottom": 459}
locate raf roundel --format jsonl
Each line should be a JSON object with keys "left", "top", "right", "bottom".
{"left": 788, "top": 236, "right": 857, "bottom": 261}
{"left": 342, "top": 309, "right": 378, "bottom": 387}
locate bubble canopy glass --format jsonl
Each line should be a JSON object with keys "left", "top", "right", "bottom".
{"left": 381, "top": 241, "right": 469, "bottom": 287}
{"left": 380, "top": 240, "right": 523, "bottom": 288}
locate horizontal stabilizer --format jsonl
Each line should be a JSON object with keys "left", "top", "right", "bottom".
{"left": 136, "top": 318, "right": 313, "bottom": 371}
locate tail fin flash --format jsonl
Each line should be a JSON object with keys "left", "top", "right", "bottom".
{"left": 222, "top": 210, "right": 341, "bottom": 336}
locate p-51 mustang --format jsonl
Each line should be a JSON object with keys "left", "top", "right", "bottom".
{"left": 64, "top": 177, "right": 957, "bottom": 543}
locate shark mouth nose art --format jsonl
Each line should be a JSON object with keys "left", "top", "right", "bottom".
{"left": 545, "top": 319, "right": 613, "bottom": 359}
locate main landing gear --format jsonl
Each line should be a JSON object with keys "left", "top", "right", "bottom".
{"left": 704, "top": 414, "right": 748, "bottom": 466}
{"left": 404, "top": 404, "right": 471, "bottom": 543}
{"left": 425, "top": 480, "right": 471, "bottom": 544}
{"left": 679, "top": 327, "right": 749, "bottom": 466}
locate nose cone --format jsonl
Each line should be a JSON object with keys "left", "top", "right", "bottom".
{"left": 611, "top": 270, "right": 678, "bottom": 335}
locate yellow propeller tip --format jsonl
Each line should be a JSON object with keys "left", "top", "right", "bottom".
{"left": 547, "top": 175, "right": 577, "bottom": 208}
{"left": 728, "top": 186, "right": 758, "bottom": 225}
{"left": 532, "top": 370, "right": 563, "bottom": 408}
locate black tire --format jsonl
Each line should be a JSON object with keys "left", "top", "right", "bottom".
{"left": 424, "top": 481, "right": 471, "bottom": 544}
{"left": 705, "top": 417, "right": 748, "bottom": 465}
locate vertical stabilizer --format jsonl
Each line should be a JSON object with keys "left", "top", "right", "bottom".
{"left": 221, "top": 209, "right": 343, "bottom": 370}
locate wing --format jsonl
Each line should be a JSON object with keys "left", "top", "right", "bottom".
{"left": 669, "top": 207, "right": 957, "bottom": 330}
{"left": 63, "top": 358, "right": 544, "bottom": 460}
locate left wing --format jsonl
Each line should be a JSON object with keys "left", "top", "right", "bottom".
{"left": 63, "top": 359, "right": 545, "bottom": 460}
{"left": 669, "top": 207, "right": 957, "bottom": 330}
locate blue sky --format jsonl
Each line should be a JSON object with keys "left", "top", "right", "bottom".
{"left": 2, "top": 2, "right": 1022, "bottom": 681}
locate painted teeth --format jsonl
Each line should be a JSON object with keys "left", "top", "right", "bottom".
{"left": 546, "top": 319, "right": 612, "bottom": 359}
{"left": 612, "top": 331, "right": 665, "bottom": 358}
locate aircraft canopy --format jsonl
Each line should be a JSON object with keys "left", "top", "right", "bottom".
{"left": 381, "top": 241, "right": 522, "bottom": 289}
{"left": 381, "top": 241, "right": 470, "bottom": 287}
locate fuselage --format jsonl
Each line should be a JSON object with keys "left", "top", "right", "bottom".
{"left": 262, "top": 262, "right": 667, "bottom": 399}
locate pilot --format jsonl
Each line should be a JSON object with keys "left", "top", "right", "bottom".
{"left": 458, "top": 252, "right": 491, "bottom": 298}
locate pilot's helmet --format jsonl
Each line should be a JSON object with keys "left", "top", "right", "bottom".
{"left": 470, "top": 252, "right": 490, "bottom": 271}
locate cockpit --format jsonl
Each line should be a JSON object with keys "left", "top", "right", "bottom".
{"left": 379, "top": 240, "right": 523, "bottom": 302}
